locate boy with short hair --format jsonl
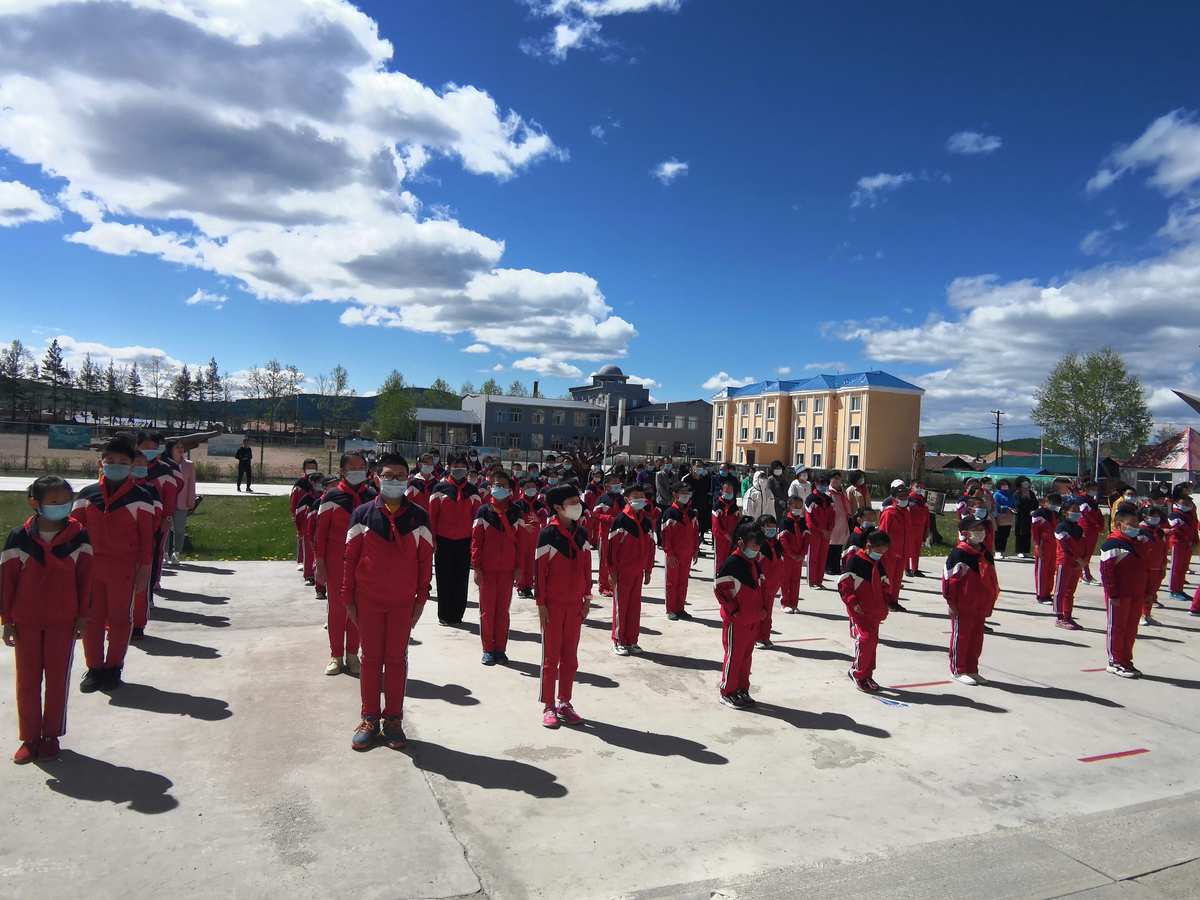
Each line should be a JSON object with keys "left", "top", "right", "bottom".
{"left": 71, "top": 436, "right": 155, "bottom": 692}
{"left": 1139, "top": 506, "right": 1168, "bottom": 626}
{"left": 129, "top": 450, "right": 162, "bottom": 641}
{"left": 589, "top": 472, "right": 625, "bottom": 598}
{"left": 661, "top": 481, "right": 700, "bottom": 622}
{"left": 1030, "top": 493, "right": 1060, "bottom": 605}
{"left": 711, "top": 476, "right": 741, "bottom": 574}
{"left": 342, "top": 454, "right": 432, "bottom": 751}
{"left": 942, "top": 516, "right": 999, "bottom": 686}
{"left": 2, "top": 476, "right": 92, "bottom": 763}
{"left": 777, "top": 495, "right": 808, "bottom": 613}
{"left": 294, "top": 471, "right": 324, "bottom": 588}
{"left": 515, "top": 476, "right": 548, "bottom": 599}
{"left": 290, "top": 458, "right": 320, "bottom": 571}
{"left": 535, "top": 485, "right": 592, "bottom": 728}
{"left": 804, "top": 475, "right": 835, "bottom": 589}
{"left": 135, "top": 430, "right": 179, "bottom": 596}
{"left": 1053, "top": 499, "right": 1088, "bottom": 629}
{"left": 838, "top": 529, "right": 891, "bottom": 693}
{"left": 714, "top": 521, "right": 767, "bottom": 708}
{"left": 904, "top": 482, "right": 931, "bottom": 577}
{"left": 606, "top": 482, "right": 656, "bottom": 655}
{"left": 1100, "top": 502, "right": 1150, "bottom": 678}
{"left": 471, "top": 469, "right": 522, "bottom": 666}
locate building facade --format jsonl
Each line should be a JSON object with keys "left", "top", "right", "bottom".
{"left": 710, "top": 371, "right": 924, "bottom": 472}
{"left": 460, "top": 393, "right": 606, "bottom": 453}
{"left": 413, "top": 408, "right": 481, "bottom": 448}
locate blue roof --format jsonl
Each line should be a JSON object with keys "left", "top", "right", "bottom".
{"left": 717, "top": 371, "right": 923, "bottom": 399}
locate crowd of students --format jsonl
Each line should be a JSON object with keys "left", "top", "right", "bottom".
{"left": 3, "top": 445, "right": 1197, "bottom": 761}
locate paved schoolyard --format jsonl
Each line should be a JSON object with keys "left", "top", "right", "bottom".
{"left": 2, "top": 550, "right": 1199, "bottom": 899}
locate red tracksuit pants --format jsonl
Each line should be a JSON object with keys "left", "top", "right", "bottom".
{"left": 612, "top": 570, "right": 644, "bottom": 647}
{"left": 720, "top": 611, "right": 757, "bottom": 696}
{"left": 780, "top": 557, "right": 802, "bottom": 609}
{"left": 517, "top": 531, "right": 536, "bottom": 592}
{"left": 326, "top": 566, "right": 359, "bottom": 658}
{"left": 664, "top": 553, "right": 691, "bottom": 614}
{"left": 1169, "top": 545, "right": 1191, "bottom": 593}
{"left": 1082, "top": 530, "right": 1098, "bottom": 579}
{"left": 133, "top": 584, "right": 151, "bottom": 630}
{"left": 1105, "top": 596, "right": 1142, "bottom": 668}
{"left": 84, "top": 570, "right": 134, "bottom": 670}
{"left": 14, "top": 624, "right": 76, "bottom": 742}
{"left": 357, "top": 603, "right": 413, "bottom": 719}
{"left": 1191, "top": 583, "right": 1200, "bottom": 615}
{"left": 905, "top": 534, "right": 924, "bottom": 574}
{"left": 303, "top": 533, "right": 316, "bottom": 582}
{"left": 883, "top": 553, "right": 904, "bottom": 605}
{"left": 1145, "top": 569, "right": 1166, "bottom": 615}
{"left": 1055, "top": 562, "right": 1082, "bottom": 620}
{"left": 713, "top": 532, "right": 732, "bottom": 577}
{"left": 807, "top": 535, "right": 830, "bottom": 587}
{"left": 949, "top": 604, "right": 986, "bottom": 675}
{"left": 478, "top": 571, "right": 515, "bottom": 654}
{"left": 540, "top": 600, "right": 583, "bottom": 705}
{"left": 757, "top": 575, "right": 781, "bottom": 642}
{"left": 597, "top": 533, "right": 613, "bottom": 595}
{"left": 1033, "top": 552, "right": 1055, "bottom": 600}
{"left": 849, "top": 615, "right": 880, "bottom": 681}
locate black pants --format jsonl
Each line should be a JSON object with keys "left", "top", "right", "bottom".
{"left": 237, "top": 465, "right": 252, "bottom": 490}
{"left": 995, "top": 525, "right": 1012, "bottom": 555}
{"left": 435, "top": 537, "right": 471, "bottom": 624}
{"left": 826, "top": 544, "right": 843, "bottom": 575}
{"left": 1014, "top": 527, "right": 1031, "bottom": 555}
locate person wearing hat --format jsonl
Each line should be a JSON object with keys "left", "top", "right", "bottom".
{"left": 942, "top": 516, "right": 999, "bottom": 686}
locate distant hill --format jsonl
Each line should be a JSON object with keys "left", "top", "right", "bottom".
{"left": 921, "top": 433, "right": 1072, "bottom": 458}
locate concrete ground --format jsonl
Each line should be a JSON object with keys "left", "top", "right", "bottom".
{"left": 2, "top": 548, "right": 1199, "bottom": 900}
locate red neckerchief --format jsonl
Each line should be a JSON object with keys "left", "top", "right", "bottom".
{"left": 490, "top": 497, "right": 515, "bottom": 538}
{"left": 100, "top": 475, "right": 133, "bottom": 505}
{"left": 339, "top": 478, "right": 370, "bottom": 504}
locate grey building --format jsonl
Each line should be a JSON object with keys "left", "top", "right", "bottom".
{"left": 414, "top": 407, "right": 481, "bottom": 447}
{"left": 460, "top": 394, "right": 606, "bottom": 453}
{"left": 568, "top": 364, "right": 651, "bottom": 410}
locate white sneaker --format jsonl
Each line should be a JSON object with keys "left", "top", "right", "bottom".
{"left": 297, "top": 563, "right": 304, "bottom": 572}
{"left": 343, "top": 654, "right": 361, "bottom": 676}
{"left": 954, "top": 673, "right": 978, "bottom": 686}
{"left": 1017, "top": 553, "right": 1027, "bottom": 559}
{"left": 996, "top": 552, "right": 1005, "bottom": 559}
{"left": 613, "top": 645, "right": 630, "bottom": 656}
{"left": 168, "top": 552, "right": 180, "bottom": 565}
{"left": 1107, "top": 664, "right": 1136, "bottom": 679}
{"left": 324, "top": 657, "right": 342, "bottom": 676}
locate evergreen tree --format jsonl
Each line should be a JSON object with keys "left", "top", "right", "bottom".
{"left": 39, "top": 339, "right": 69, "bottom": 419}
{"left": 205, "top": 357, "right": 221, "bottom": 425}
{"left": 172, "top": 364, "right": 193, "bottom": 428}
{"left": 127, "top": 362, "right": 143, "bottom": 422}
{"left": 78, "top": 353, "right": 102, "bottom": 423}
{"left": 104, "top": 359, "right": 125, "bottom": 424}
{"left": 0, "top": 339, "right": 31, "bottom": 421}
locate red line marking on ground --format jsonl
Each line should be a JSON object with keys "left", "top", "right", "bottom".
{"left": 773, "top": 638, "right": 826, "bottom": 644}
{"left": 889, "top": 680, "right": 954, "bottom": 689}
{"left": 1080, "top": 667, "right": 1107, "bottom": 672}
{"left": 1078, "top": 748, "right": 1149, "bottom": 763}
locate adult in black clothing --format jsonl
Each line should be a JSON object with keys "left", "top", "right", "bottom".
{"left": 1013, "top": 478, "right": 1038, "bottom": 557}
{"left": 766, "top": 459, "right": 791, "bottom": 524}
{"left": 683, "top": 462, "right": 713, "bottom": 547}
{"left": 234, "top": 438, "right": 253, "bottom": 492}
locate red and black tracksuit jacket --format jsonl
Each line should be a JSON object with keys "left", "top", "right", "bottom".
{"left": 429, "top": 478, "right": 481, "bottom": 540}
{"left": 841, "top": 524, "right": 877, "bottom": 570}
{"left": 341, "top": 498, "right": 433, "bottom": 609}
{"left": 147, "top": 458, "right": 179, "bottom": 519}
{"left": 315, "top": 483, "right": 377, "bottom": 581}
{"left": 71, "top": 479, "right": 156, "bottom": 577}
{"left": 2, "top": 517, "right": 93, "bottom": 627}
{"left": 606, "top": 507, "right": 656, "bottom": 579}
{"left": 534, "top": 518, "right": 592, "bottom": 604}
{"left": 471, "top": 499, "right": 523, "bottom": 575}
{"left": 1099, "top": 530, "right": 1149, "bottom": 667}
{"left": 407, "top": 474, "right": 438, "bottom": 512}
{"left": 837, "top": 549, "right": 889, "bottom": 622}
{"left": 941, "top": 542, "right": 998, "bottom": 675}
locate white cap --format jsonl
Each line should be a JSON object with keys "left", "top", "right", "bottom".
{"left": 890, "top": 478, "right": 907, "bottom": 489}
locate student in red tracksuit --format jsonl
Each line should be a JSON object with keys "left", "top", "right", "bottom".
{"left": 472, "top": 470, "right": 522, "bottom": 667}
{"left": 129, "top": 450, "right": 162, "bottom": 642}
{"left": 804, "top": 476, "right": 836, "bottom": 589}
{"left": 1053, "top": 500, "right": 1088, "bottom": 629}
{"left": 840, "top": 508, "right": 879, "bottom": 571}
{"left": 606, "top": 482, "right": 656, "bottom": 655}
{"left": 515, "top": 477, "right": 548, "bottom": 599}
{"left": 2, "top": 477, "right": 92, "bottom": 764}
{"left": 290, "top": 458, "right": 319, "bottom": 570}
{"left": 589, "top": 474, "right": 625, "bottom": 598}
{"left": 136, "top": 431, "right": 179, "bottom": 596}
{"left": 315, "top": 455, "right": 376, "bottom": 677}
{"left": 878, "top": 486, "right": 910, "bottom": 613}
{"left": 71, "top": 436, "right": 154, "bottom": 693}
{"left": 308, "top": 477, "right": 337, "bottom": 601}
{"left": 837, "top": 530, "right": 891, "bottom": 693}
{"left": 1166, "top": 494, "right": 1197, "bottom": 601}
{"left": 406, "top": 453, "right": 437, "bottom": 513}
{"left": 905, "top": 484, "right": 932, "bottom": 576}
{"left": 714, "top": 522, "right": 767, "bottom": 709}
{"left": 429, "top": 454, "right": 481, "bottom": 625}
{"left": 1075, "top": 483, "right": 1103, "bottom": 584}
{"left": 1138, "top": 506, "right": 1168, "bottom": 626}
{"left": 295, "top": 472, "right": 323, "bottom": 587}
{"left": 755, "top": 515, "right": 783, "bottom": 648}
{"left": 778, "top": 495, "right": 808, "bottom": 613}
{"left": 1099, "top": 502, "right": 1150, "bottom": 678}
{"left": 661, "top": 482, "right": 700, "bottom": 621}
{"left": 342, "top": 454, "right": 432, "bottom": 752}
{"left": 942, "top": 517, "right": 998, "bottom": 685}
{"left": 1030, "top": 494, "right": 1060, "bottom": 605}
{"left": 711, "top": 476, "right": 741, "bottom": 574}
{"left": 535, "top": 486, "right": 592, "bottom": 728}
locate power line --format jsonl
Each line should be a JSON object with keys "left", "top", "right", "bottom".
{"left": 990, "top": 409, "right": 1004, "bottom": 462}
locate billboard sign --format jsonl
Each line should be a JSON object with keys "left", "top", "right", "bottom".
{"left": 47, "top": 424, "right": 93, "bottom": 450}
{"left": 207, "top": 435, "right": 247, "bottom": 458}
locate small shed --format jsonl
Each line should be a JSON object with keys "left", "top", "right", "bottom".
{"left": 925, "top": 453, "right": 980, "bottom": 472}
{"left": 1119, "top": 427, "right": 1200, "bottom": 495}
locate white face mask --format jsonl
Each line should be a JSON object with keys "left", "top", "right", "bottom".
{"left": 896, "top": 499, "right": 909, "bottom": 508}
{"left": 560, "top": 503, "right": 583, "bottom": 521}
{"left": 966, "top": 531, "right": 985, "bottom": 545}
{"left": 345, "top": 470, "right": 368, "bottom": 486}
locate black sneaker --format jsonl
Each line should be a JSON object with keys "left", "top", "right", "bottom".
{"left": 130, "top": 627, "right": 145, "bottom": 642}
{"left": 666, "top": 612, "right": 680, "bottom": 621}
{"left": 888, "top": 602, "right": 907, "bottom": 612}
{"left": 719, "top": 694, "right": 742, "bottom": 709}
{"left": 80, "top": 669, "right": 103, "bottom": 693}
{"left": 495, "top": 652, "right": 510, "bottom": 665}
{"left": 481, "top": 652, "right": 497, "bottom": 666}
{"left": 382, "top": 716, "right": 406, "bottom": 750}
{"left": 352, "top": 717, "right": 379, "bottom": 751}
{"left": 736, "top": 691, "right": 756, "bottom": 707}
{"left": 103, "top": 667, "right": 123, "bottom": 691}
{"left": 675, "top": 610, "right": 693, "bottom": 621}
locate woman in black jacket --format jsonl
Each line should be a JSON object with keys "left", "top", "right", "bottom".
{"left": 1012, "top": 478, "right": 1038, "bottom": 558}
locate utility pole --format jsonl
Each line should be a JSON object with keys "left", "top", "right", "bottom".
{"left": 990, "top": 409, "right": 1004, "bottom": 465}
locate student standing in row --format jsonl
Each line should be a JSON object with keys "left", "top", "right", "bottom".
{"left": 589, "top": 472, "right": 624, "bottom": 598}
{"left": 661, "top": 482, "right": 699, "bottom": 622}
{"left": 755, "top": 514, "right": 783, "bottom": 649}
{"left": 905, "top": 482, "right": 931, "bottom": 577}
{"left": 1100, "top": 502, "right": 1149, "bottom": 678}
{"left": 878, "top": 484, "right": 910, "bottom": 612}
{"left": 2, "top": 477, "right": 92, "bottom": 764}
{"left": 289, "top": 458, "right": 320, "bottom": 571}
{"left": 1053, "top": 499, "right": 1087, "bottom": 629}
{"left": 777, "top": 494, "right": 808, "bottom": 613}
{"left": 1139, "top": 505, "right": 1168, "bottom": 626}
{"left": 471, "top": 469, "right": 522, "bottom": 667}
{"left": 1166, "top": 487, "right": 1196, "bottom": 602}
{"left": 804, "top": 475, "right": 835, "bottom": 590}
{"left": 714, "top": 521, "right": 766, "bottom": 709}
{"left": 1030, "top": 493, "right": 1060, "bottom": 605}
{"left": 942, "top": 516, "right": 999, "bottom": 686}
{"left": 711, "top": 476, "right": 741, "bottom": 574}
{"left": 606, "top": 482, "right": 655, "bottom": 656}
{"left": 837, "top": 529, "right": 891, "bottom": 693}
{"left": 429, "top": 454, "right": 480, "bottom": 625}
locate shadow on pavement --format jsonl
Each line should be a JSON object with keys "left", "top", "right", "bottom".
{"left": 132, "top": 635, "right": 220, "bottom": 660}
{"left": 987, "top": 630, "right": 1088, "bottom": 648}
{"left": 793, "top": 607, "right": 849, "bottom": 623}
{"left": 156, "top": 588, "right": 228, "bottom": 606}
{"left": 745, "top": 703, "right": 891, "bottom": 738}
{"left": 637, "top": 649, "right": 722, "bottom": 672}
{"left": 578, "top": 719, "right": 728, "bottom": 764}
{"left": 884, "top": 687, "right": 1008, "bottom": 713}
{"left": 770, "top": 643, "right": 854, "bottom": 664}
{"left": 407, "top": 680, "right": 480, "bottom": 706}
{"left": 457, "top": 621, "right": 541, "bottom": 644}
{"left": 985, "top": 679, "right": 1123, "bottom": 708}
{"left": 406, "top": 740, "right": 567, "bottom": 799}
{"left": 172, "top": 563, "right": 235, "bottom": 575}
{"left": 881, "top": 638, "right": 947, "bottom": 654}
{"left": 504, "top": 659, "right": 619, "bottom": 688}
{"left": 1138, "top": 672, "right": 1200, "bottom": 690}
{"left": 106, "top": 683, "right": 233, "bottom": 720}
{"left": 35, "top": 750, "right": 179, "bottom": 814}
{"left": 149, "top": 606, "right": 230, "bottom": 628}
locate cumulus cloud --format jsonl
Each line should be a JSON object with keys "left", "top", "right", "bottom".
{"left": 702, "top": 372, "right": 756, "bottom": 391}
{"left": 41, "top": 334, "right": 190, "bottom": 373}
{"left": 463, "top": 343, "right": 491, "bottom": 354}
{"left": 0, "top": 180, "right": 59, "bottom": 226}
{"left": 850, "top": 172, "right": 913, "bottom": 208}
{"left": 802, "top": 361, "right": 846, "bottom": 372}
{"left": 0, "top": 1, "right": 633, "bottom": 369}
{"left": 776, "top": 366, "right": 792, "bottom": 376}
{"left": 946, "top": 131, "right": 1003, "bottom": 155}
{"left": 626, "top": 374, "right": 659, "bottom": 389}
{"left": 652, "top": 158, "right": 688, "bottom": 184}
{"left": 522, "top": 0, "right": 681, "bottom": 60}
{"left": 1087, "top": 109, "right": 1200, "bottom": 196}
{"left": 513, "top": 356, "right": 584, "bottom": 378}
{"left": 185, "top": 288, "right": 227, "bottom": 308}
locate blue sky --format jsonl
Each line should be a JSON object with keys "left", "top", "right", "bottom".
{"left": 2, "top": 0, "right": 1200, "bottom": 436}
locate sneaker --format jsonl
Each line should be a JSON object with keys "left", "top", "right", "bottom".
{"left": 1064, "top": 618, "right": 1082, "bottom": 630}
{"left": 783, "top": 606, "right": 797, "bottom": 614}
{"left": 296, "top": 563, "right": 304, "bottom": 572}
{"left": 972, "top": 673, "right": 988, "bottom": 685}
{"left": 755, "top": 640, "right": 770, "bottom": 650}
{"left": 344, "top": 654, "right": 360, "bottom": 677}
{"left": 103, "top": 667, "right": 123, "bottom": 691}
{"left": 996, "top": 552, "right": 1006, "bottom": 559}
{"left": 1107, "top": 664, "right": 1137, "bottom": 679}
{"left": 352, "top": 717, "right": 379, "bottom": 751}
{"left": 675, "top": 610, "right": 693, "bottom": 621}
{"left": 954, "top": 673, "right": 978, "bottom": 686}
{"left": 863, "top": 678, "right": 881, "bottom": 692}
{"left": 304, "top": 577, "right": 315, "bottom": 586}
{"left": 1017, "top": 553, "right": 1028, "bottom": 559}
{"left": 495, "top": 652, "right": 510, "bottom": 665}
{"left": 315, "top": 588, "right": 327, "bottom": 599}
{"left": 888, "top": 602, "right": 908, "bottom": 613}
{"left": 38, "top": 737, "right": 60, "bottom": 760}
{"left": 812, "top": 583, "right": 825, "bottom": 591}
{"left": 737, "top": 691, "right": 757, "bottom": 707}
{"left": 168, "top": 552, "right": 180, "bottom": 566}
{"left": 627, "top": 644, "right": 643, "bottom": 654}
{"left": 1037, "top": 597, "right": 1053, "bottom": 605}
{"left": 719, "top": 694, "right": 743, "bottom": 709}
{"left": 612, "top": 645, "right": 630, "bottom": 656}
{"left": 12, "top": 742, "right": 37, "bottom": 765}
{"left": 556, "top": 702, "right": 584, "bottom": 726}
{"left": 1169, "top": 592, "right": 1189, "bottom": 602}
{"left": 325, "top": 657, "right": 343, "bottom": 676}
{"left": 542, "top": 707, "right": 560, "bottom": 728}
{"left": 130, "top": 627, "right": 145, "bottom": 642}
{"left": 1126, "top": 665, "right": 1143, "bottom": 678}
{"left": 80, "top": 669, "right": 103, "bottom": 693}
{"left": 666, "top": 612, "right": 680, "bottom": 621}
{"left": 381, "top": 716, "right": 406, "bottom": 749}
{"left": 1142, "top": 615, "right": 1155, "bottom": 626}
{"left": 481, "top": 652, "right": 497, "bottom": 666}
{"left": 1054, "top": 618, "right": 1073, "bottom": 630}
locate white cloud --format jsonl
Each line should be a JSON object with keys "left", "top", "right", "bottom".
{"left": 41, "top": 334, "right": 189, "bottom": 373}
{"left": 185, "top": 288, "right": 227, "bottom": 308}
{"left": 850, "top": 171, "right": 913, "bottom": 208}
{"left": 522, "top": 0, "right": 680, "bottom": 60}
{"left": 1079, "top": 218, "right": 1127, "bottom": 257}
{"left": 1088, "top": 109, "right": 1200, "bottom": 196}
{"left": 0, "top": 1, "right": 632, "bottom": 370}
{"left": 463, "top": 343, "right": 491, "bottom": 354}
{"left": 512, "top": 356, "right": 584, "bottom": 378}
{"left": 702, "top": 371, "right": 756, "bottom": 391}
{"left": 946, "top": 131, "right": 1003, "bottom": 155}
{"left": 626, "top": 373, "right": 659, "bottom": 389}
{"left": 590, "top": 124, "right": 607, "bottom": 140}
{"left": 652, "top": 158, "right": 688, "bottom": 184}
{"left": 802, "top": 361, "right": 846, "bottom": 372}
{"left": 0, "top": 179, "right": 59, "bottom": 226}
{"left": 491, "top": 363, "right": 506, "bottom": 372}
{"left": 776, "top": 366, "right": 792, "bottom": 376}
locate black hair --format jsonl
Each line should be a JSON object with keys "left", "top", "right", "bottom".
{"left": 521, "top": 476, "right": 539, "bottom": 487}
{"left": 102, "top": 435, "right": 137, "bottom": 460}
{"left": 29, "top": 475, "right": 72, "bottom": 502}
{"left": 1060, "top": 497, "right": 1080, "bottom": 512}
{"left": 322, "top": 475, "right": 338, "bottom": 487}
{"left": 545, "top": 484, "right": 579, "bottom": 510}
{"left": 303, "top": 458, "right": 319, "bottom": 469}
{"left": 307, "top": 472, "right": 325, "bottom": 485}
{"left": 720, "top": 475, "right": 738, "bottom": 489}
{"left": 1142, "top": 505, "right": 1166, "bottom": 520}
{"left": 814, "top": 474, "right": 830, "bottom": 487}
{"left": 136, "top": 429, "right": 165, "bottom": 446}
{"left": 734, "top": 521, "right": 762, "bottom": 544}
{"left": 491, "top": 469, "right": 513, "bottom": 489}
{"left": 770, "top": 459, "right": 785, "bottom": 470}
{"left": 1114, "top": 501, "right": 1140, "bottom": 519}
{"left": 377, "top": 452, "right": 409, "bottom": 471}
{"left": 865, "top": 530, "right": 891, "bottom": 548}
{"left": 673, "top": 481, "right": 691, "bottom": 494}
{"left": 340, "top": 452, "right": 367, "bottom": 469}
{"left": 958, "top": 516, "right": 984, "bottom": 532}
{"left": 827, "top": 470, "right": 842, "bottom": 480}
{"left": 625, "top": 481, "right": 647, "bottom": 495}
{"left": 448, "top": 453, "right": 468, "bottom": 466}
{"left": 1172, "top": 483, "right": 1193, "bottom": 500}
{"left": 1045, "top": 492, "right": 1064, "bottom": 507}
{"left": 755, "top": 513, "right": 777, "bottom": 528}
{"left": 890, "top": 484, "right": 908, "bottom": 497}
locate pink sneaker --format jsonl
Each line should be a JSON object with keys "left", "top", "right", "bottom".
{"left": 541, "top": 707, "right": 560, "bottom": 729}
{"left": 556, "top": 702, "right": 584, "bottom": 726}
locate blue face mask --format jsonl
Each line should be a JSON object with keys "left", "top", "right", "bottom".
{"left": 764, "top": 527, "right": 778, "bottom": 539}
{"left": 40, "top": 502, "right": 72, "bottom": 522}
{"left": 1067, "top": 512, "right": 1082, "bottom": 522}
{"left": 345, "top": 470, "right": 368, "bottom": 486}
{"left": 132, "top": 465, "right": 149, "bottom": 479}
{"left": 974, "top": 507, "right": 987, "bottom": 520}
{"left": 379, "top": 479, "right": 407, "bottom": 499}
{"left": 142, "top": 447, "right": 161, "bottom": 461}
{"left": 741, "top": 547, "right": 759, "bottom": 559}
{"left": 103, "top": 463, "right": 131, "bottom": 482}
{"left": 491, "top": 486, "right": 510, "bottom": 501}
{"left": 524, "top": 487, "right": 538, "bottom": 498}
{"left": 1122, "top": 525, "right": 1142, "bottom": 538}
{"left": 630, "top": 498, "right": 648, "bottom": 510}
{"left": 867, "top": 550, "right": 883, "bottom": 561}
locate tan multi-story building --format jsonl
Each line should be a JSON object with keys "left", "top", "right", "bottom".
{"left": 709, "top": 371, "right": 923, "bottom": 472}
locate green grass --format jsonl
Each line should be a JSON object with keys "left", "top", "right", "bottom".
{"left": 0, "top": 493, "right": 294, "bottom": 561}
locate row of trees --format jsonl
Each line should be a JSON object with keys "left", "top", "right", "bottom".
{"left": 458, "top": 378, "right": 555, "bottom": 398}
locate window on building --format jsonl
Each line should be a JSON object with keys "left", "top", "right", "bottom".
{"left": 796, "top": 425, "right": 806, "bottom": 440}
{"left": 716, "top": 403, "right": 724, "bottom": 416}
{"left": 754, "top": 400, "right": 762, "bottom": 415}
{"left": 674, "top": 415, "right": 685, "bottom": 429}
{"left": 531, "top": 410, "right": 545, "bottom": 425}
{"left": 716, "top": 428, "right": 724, "bottom": 440}
{"left": 812, "top": 452, "right": 822, "bottom": 467}
{"left": 766, "top": 405, "right": 775, "bottom": 420}
{"left": 574, "top": 411, "right": 586, "bottom": 427}
{"left": 849, "top": 425, "right": 861, "bottom": 441}
{"left": 687, "top": 416, "right": 698, "bottom": 430}
{"left": 765, "top": 431, "right": 775, "bottom": 443}
{"left": 506, "top": 433, "right": 521, "bottom": 449}
{"left": 813, "top": 397, "right": 824, "bottom": 413}
{"left": 813, "top": 426, "right": 823, "bottom": 441}
{"left": 849, "top": 394, "right": 862, "bottom": 412}
{"left": 740, "top": 427, "right": 748, "bottom": 440}
{"left": 498, "top": 408, "right": 522, "bottom": 423}
{"left": 796, "top": 398, "right": 807, "bottom": 414}
{"left": 715, "top": 449, "right": 723, "bottom": 461}
{"left": 589, "top": 413, "right": 602, "bottom": 428}
{"left": 736, "top": 446, "right": 744, "bottom": 463}
{"left": 530, "top": 433, "right": 544, "bottom": 449}
{"left": 848, "top": 454, "right": 859, "bottom": 469}
{"left": 795, "top": 451, "right": 805, "bottom": 466}
{"left": 740, "top": 402, "right": 749, "bottom": 416}
{"left": 552, "top": 410, "right": 564, "bottom": 426}
{"left": 754, "top": 427, "right": 763, "bottom": 440}
{"left": 551, "top": 434, "right": 567, "bottom": 451}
